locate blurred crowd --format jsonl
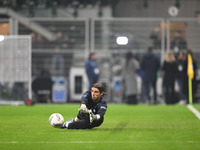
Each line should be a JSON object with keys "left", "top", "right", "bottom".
{"left": 0, "top": 0, "right": 110, "bottom": 9}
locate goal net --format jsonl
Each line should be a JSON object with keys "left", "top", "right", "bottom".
{"left": 0, "top": 35, "right": 31, "bottom": 105}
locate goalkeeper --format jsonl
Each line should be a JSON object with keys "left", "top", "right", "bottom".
{"left": 61, "top": 83, "right": 107, "bottom": 129}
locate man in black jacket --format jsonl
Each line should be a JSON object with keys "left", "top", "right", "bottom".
{"left": 61, "top": 83, "right": 107, "bottom": 129}
{"left": 141, "top": 46, "right": 160, "bottom": 104}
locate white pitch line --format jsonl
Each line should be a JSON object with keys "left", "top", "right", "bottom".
{"left": 1, "top": 141, "right": 200, "bottom": 144}
{"left": 187, "top": 104, "right": 200, "bottom": 120}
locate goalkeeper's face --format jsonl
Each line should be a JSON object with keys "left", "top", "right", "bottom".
{"left": 91, "top": 87, "right": 103, "bottom": 103}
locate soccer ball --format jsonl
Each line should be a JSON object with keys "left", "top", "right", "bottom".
{"left": 49, "top": 113, "right": 64, "bottom": 128}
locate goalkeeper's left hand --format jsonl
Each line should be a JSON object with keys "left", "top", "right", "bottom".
{"left": 89, "top": 110, "right": 100, "bottom": 124}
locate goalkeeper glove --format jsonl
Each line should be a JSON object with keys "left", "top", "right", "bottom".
{"left": 89, "top": 110, "right": 100, "bottom": 124}
{"left": 78, "top": 104, "right": 89, "bottom": 114}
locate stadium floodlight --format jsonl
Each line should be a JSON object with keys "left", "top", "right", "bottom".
{"left": 116, "top": 36, "right": 128, "bottom": 45}
{"left": 0, "top": 35, "right": 4, "bottom": 42}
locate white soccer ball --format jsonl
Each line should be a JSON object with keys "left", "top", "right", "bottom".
{"left": 49, "top": 113, "right": 64, "bottom": 128}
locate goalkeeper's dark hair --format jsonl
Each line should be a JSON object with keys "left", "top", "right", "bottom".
{"left": 92, "top": 83, "right": 107, "bottom": 96}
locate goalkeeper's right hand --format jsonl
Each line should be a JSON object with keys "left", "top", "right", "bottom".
{"left": 78, "top": 104, "right": 89, "bottom": 114}
{"left": 89, "top": 110, "right": 100, "bottom": 124}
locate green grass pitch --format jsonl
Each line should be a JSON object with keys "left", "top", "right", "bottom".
{"left": 0, "top": 104, "right": 200, "bottom": 150}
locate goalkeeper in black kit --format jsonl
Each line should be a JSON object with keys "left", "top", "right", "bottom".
{"left": 61, "top": 83, "right": 107, "bottom": 129}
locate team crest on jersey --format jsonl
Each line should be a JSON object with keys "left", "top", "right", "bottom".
{"left": 82, "top": 94, "right": 87, "bottom": 98}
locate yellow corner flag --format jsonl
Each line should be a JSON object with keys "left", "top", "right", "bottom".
{"left": 187, "top": 54, "right": 194, "bottom": 104}
{"left": 187, "top": 54, "right": 194, "bottom": 79}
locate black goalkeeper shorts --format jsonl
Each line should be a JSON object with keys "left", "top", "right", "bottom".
{"left": 68, "top": 117, "right": 104, "bottom": 129}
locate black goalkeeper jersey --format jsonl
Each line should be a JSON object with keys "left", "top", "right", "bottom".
{"left": 80, "top": 91, "right": 107, "bottom": 117}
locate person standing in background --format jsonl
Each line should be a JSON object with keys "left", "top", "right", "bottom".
{"left": 123, "top": 52, "right": 139, "bottom": 104}
{"left": 141, "top": 46, "right": 160, "bottom": 104}
{"left": 170, "top": 30, "right": 187, "bottom": 54}
{"left": 176, "top": 52, "right": 186, "bottom": 104}
{"left": 85, "top": 52, "right": 100, "bottom": 90}
{"left": 162, "top": 51, "right": 177, "bottom": 104}
{"left": 150, "top": 26, "right": 161, "bottom": 49}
